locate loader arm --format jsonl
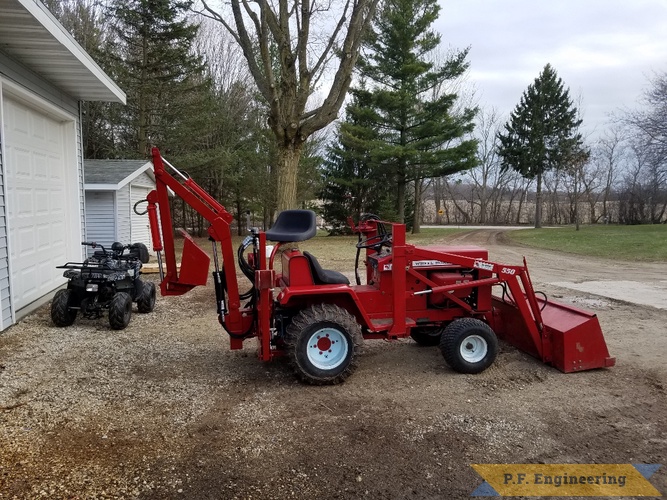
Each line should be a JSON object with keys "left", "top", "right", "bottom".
{"left": 145, "top": 148, "right": 246, "bottom": 334}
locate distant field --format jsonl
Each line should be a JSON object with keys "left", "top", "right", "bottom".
{"left": 508, "top": 224, "right": 667, "bottom": 261}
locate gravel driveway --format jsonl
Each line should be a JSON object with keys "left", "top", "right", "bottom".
{"left": 1, "top": 231, "right": 665, "bottom": 499}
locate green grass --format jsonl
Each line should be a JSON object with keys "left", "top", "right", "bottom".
{"left": 508, "top": 224, "right": 667, "bottom": 261}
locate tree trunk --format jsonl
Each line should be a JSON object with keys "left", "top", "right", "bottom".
{"left": 535, "top": 172, "right": 543, "bottom": 228}
{"left": 397, "top": 176, "right": 406, "bottom": 224}
{"left": 434, "top": 178, "right": 442, "bottom": 225}
{"left": 276, "top": 143, "right": 303, "bottom": 213}
{"left": 574, "top": 169, "right": 580, "bottom": 231}
{"left": 138, "top": 30, "right": 149, "bottom": 157}
{"left": 236, "top": 196, "right": 243, "bottom": 236}
{"left": 412, "top": 179, "right": 423, "bottom": 234}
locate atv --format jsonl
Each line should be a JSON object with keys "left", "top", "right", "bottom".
{"left": 51, "top": 241, "right": 156, "bottom": 330}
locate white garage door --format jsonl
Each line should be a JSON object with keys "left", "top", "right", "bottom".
{"left": 3, "top": 96, "right": 70, "bottom": 311}
{"left": 130, "top": 185, "right": 152, "bottom": 248}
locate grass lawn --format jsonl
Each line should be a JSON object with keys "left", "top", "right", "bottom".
{"left": 508, "top": 224, "right": 667, "bottom": 261}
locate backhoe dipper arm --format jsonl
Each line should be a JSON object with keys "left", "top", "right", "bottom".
{"left": 146, "top": 148, "right": 245, "bottom": 333}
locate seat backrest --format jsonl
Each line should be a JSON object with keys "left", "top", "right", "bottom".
{"left": 266, "top": 210, "right": 317, "bottom": 243}
{"left": 303, "top": 251, "right": 350, "bottom": 285}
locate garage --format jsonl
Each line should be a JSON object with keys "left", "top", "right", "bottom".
{"left": 0, "top": 0, "right": 125, "bottom": 329}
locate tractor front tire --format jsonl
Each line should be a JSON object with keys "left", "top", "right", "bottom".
{"left": 439, "top": 318, "right": 498, "bottom": 374}
{"left": 51, "top": 289, "right": 77, "bottom": 327}
{"left": 285, "top": 304, "right": 362, "bottom": 385}
{"left": 109, "top": 292, "right": 132, "bottom": 330}
{"left": 137, "top": 281, "right": 156, "bottom": 313}
{"left": 410, "top": 327, "right": 443, "bottom": 346}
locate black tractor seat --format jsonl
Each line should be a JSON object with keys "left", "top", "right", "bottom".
{"left": 266, "top": 210, "right": 317, "bottom": 243}
{"left": 303, "top": 251, "right": 350, "bottom": 285}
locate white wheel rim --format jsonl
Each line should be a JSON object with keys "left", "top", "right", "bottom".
{"left": 460, "top": 335, "right": 487, "bottom": 363}
{"left": 307, "top": 327, "right": 348, "bottom": 370}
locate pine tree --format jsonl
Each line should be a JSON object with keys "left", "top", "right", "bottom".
{"left": 350, "top": 0, "right": 478, "bottom": 229}
{"left": 497, "top": 64, "right": 587, "bottom": 228}
{"left": 108, "top": 0, "right": 207, "bottom": 157}
{"left": 320, "top": 90, "right": 394, "bottom": 233}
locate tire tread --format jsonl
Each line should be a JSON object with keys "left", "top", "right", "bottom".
{"left": 439, "top": 318, "right": 498, "bottom": 374}
{"left": 285, "top": 303, "right": 362, "bottom": 385}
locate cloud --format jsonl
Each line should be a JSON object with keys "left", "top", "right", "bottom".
{"left": 435, "top": 0, "right": 667, "bottom": 136}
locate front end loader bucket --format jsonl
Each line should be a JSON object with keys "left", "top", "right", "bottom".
{"left": 491, "top": 296, "right": 615, "bottom": 373}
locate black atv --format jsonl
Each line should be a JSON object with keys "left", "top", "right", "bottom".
{"left": 51, "top": 241, "right": 156, "bottom": 330}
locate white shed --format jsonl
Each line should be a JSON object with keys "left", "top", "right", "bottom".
{"left": 84, "top": 160, "right": 155, "bottom": 252}
{"left": 0, "top": 0, "right": 125, "bottom": 328}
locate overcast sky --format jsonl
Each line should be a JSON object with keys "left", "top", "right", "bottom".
{"left": 434, "top": 0, "right": 667, "bottom": 137}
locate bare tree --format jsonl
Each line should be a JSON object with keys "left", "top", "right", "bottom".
{"left": 200, "top": 0, "right": 378, "bottom": 212}
{"left": 468, "top": 107, "right": 505, "bottom": 224}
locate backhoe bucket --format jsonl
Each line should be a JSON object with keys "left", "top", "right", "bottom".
{"left": 178, "top": 232, "right": 210, "bottom": 287}
{"left": 159, "top": 230, "right": 210, "bottom": 296}
{"left": 492, "top": 296, "right": 615, "bottom": 373}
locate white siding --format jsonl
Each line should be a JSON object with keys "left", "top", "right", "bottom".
{"left": 116, "top": 184, "right": 131, "bottom": 244}
{"left": 76, "top": 109, "right": 85, "bottom": 260}
{"left": 0, "top": 104, "right": 10, "bottom": 328}
{"left": 85, "top": 191, "right": 115, "bottom": 250}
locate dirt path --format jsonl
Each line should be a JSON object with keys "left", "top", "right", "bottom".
{"left": 0, "top": 231, "right": 666, "bottom": 499}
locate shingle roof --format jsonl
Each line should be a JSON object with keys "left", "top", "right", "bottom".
{"left": 84, "top": 159, "right": 152, "bottom": 186}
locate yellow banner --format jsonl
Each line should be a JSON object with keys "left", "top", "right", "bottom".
{"left": 471, "top": 464, "right": 662, "bottom": 497}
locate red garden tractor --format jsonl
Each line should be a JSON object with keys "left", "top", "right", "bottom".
{"left": 144, "top": 148, "right": 615, "bottom": 384}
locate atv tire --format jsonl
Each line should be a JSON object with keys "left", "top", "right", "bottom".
{"left": 109, "top": 292, "right": 132, "bottom": 330}
{"left": 285, "top": 303, "right": 362, "bottom": 385}
{"left": 131, "top": 243, "right": 150, "bottom": 264}
{"left": 439, "top": 318, "right": 498, "bottom": 374}
{"left": 51, "top": 289, "right": 77, "bottom": 327}
{"left": 137, "top": 281, "right": 156, "bottom": 313}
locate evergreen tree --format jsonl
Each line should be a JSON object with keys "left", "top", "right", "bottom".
{"left": 497, "top": 64, "right": 587, "bottom": 228}
{"left": 320, "top": 90, "right": 394, "bottom": 233}
{"left": 108, "top": 0, "right": 207, "bottom": 157}
{"left": 350, "top": 0, "right": 477, "bottom": 229}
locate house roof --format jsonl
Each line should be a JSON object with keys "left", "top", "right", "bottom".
{"left": 0, "top": 0, "right": 125, "bottom": 103}
{"left": 84, "top": 159, "right": 154, "bottom": 190}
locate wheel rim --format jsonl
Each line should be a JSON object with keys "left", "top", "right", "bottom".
{"left": 459, "top": 335, "right": 487, "bottom": 363}
{"left": 306, "top": 327, "right": 348, "bottom": 370}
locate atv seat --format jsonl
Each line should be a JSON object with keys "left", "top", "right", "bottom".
{"left": 266, "top": 210, "right": 317, "bottom": 243}
{"left": 304, "top": 251, "right": 350, "bottom": 285}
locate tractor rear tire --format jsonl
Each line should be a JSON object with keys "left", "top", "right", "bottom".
{"left": 137, "top": 281, "right": 156, "bottom": 313}
{"left": 410, "top": 327, "right": 443, "bottom": 346}
{"left": 439, "top": 318, "right": 498, "bottom": 374}
{"left": 285, "top": 304, "right": 362, "bottom": 385}
{"left": 51, "top": 289, "right": 77, "bottom": 327}
{"left": 109, "top": 292, "right": 132, "bottom": 330}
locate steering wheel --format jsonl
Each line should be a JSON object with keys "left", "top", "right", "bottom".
{"left": 356, "top": 233, "right": 392, "bottom": 249}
